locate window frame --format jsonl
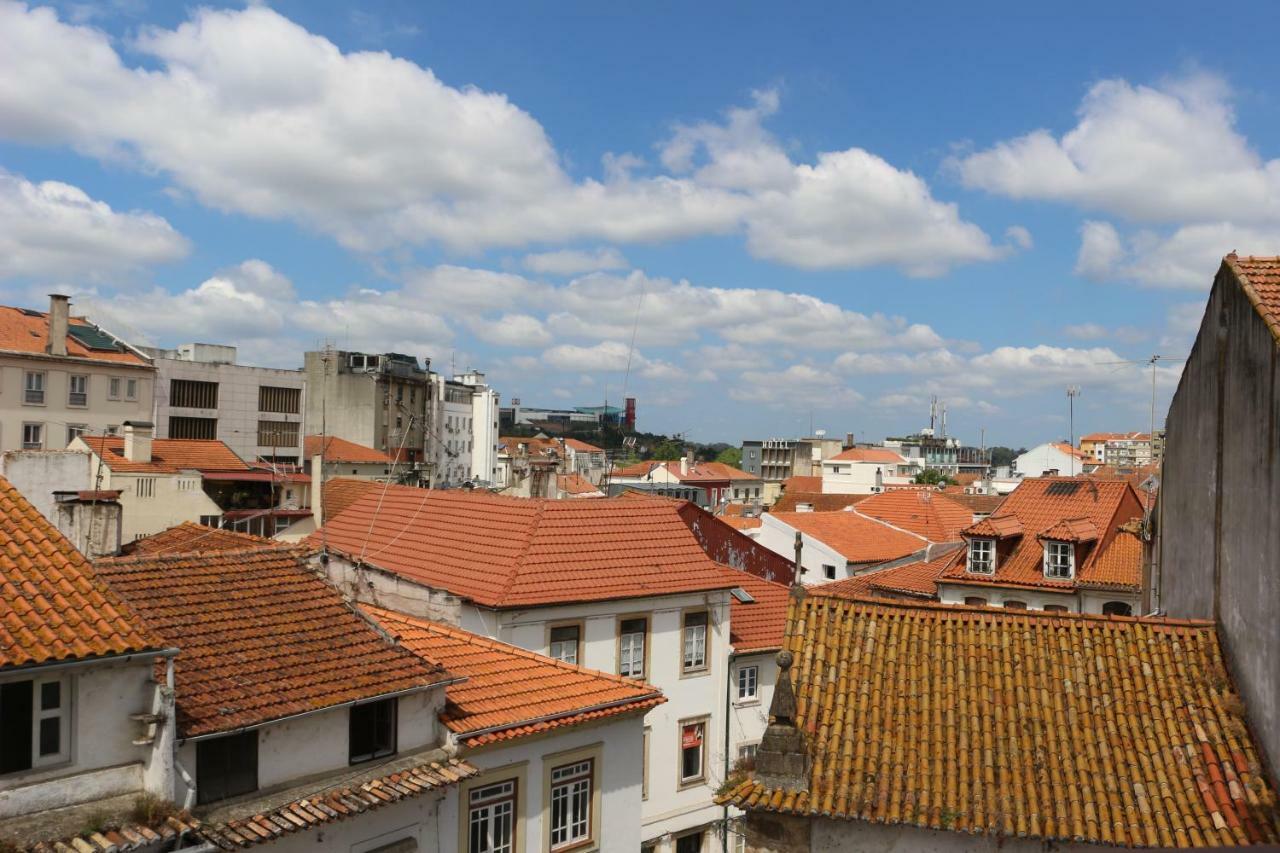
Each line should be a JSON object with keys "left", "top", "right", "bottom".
{"left": 677, "top": 716, "right": 709, "bottom": 788}
{"left": 967, "top": 538, "right": 995, "bottom": 574}
{"left": 616, "top": 615, "right": 648, "bottom": 679}
{"left": 195, "top": 730, "right": 258, "bottom": 805}
{"left": 67, "top": 374, "right": 88, "bottom": 408}
{"left": 0, "top": 674, "right": 71, "bottom": 775}
{"left": 1043, "top": 540, "right": 1074, "bottom": 579}
{"left": 21, "top": 422, "right": 44, "bottom": 450}
{"left": 963, "top": 596, "right": 988, "bottom": 607}
{"left": 108, "top": 377, "right": 121, "bottom": 400}
{"left": 680, "top": 610, "right": 709, "bottom": 676}
{"left": 735, "top": 664, "right": 759, "bottom": 703}
{"left": 460, "top": 766, "right": 525, "bottom": 853}
{"left": 547, "top": 622, "right": 583, "bottom": 667}
{"left": 125, "top": 378, "right": 138, "bottom": 401}
{"left": 65, "top": 424, "right": 87, "bottom": 446}
{"left": 23, "top": 371, "right": 45, "bottom": 406}
{"left": 547, "top": 758, "right": 594, "bottom": 851}
{"left": 348, "top": 696, "right": 398, "bottom": 765}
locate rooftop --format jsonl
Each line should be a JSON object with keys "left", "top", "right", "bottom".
{"left": 768, "top": 510, "right": 926, "bottom": 565}
{"left": 727, "top": 571, "right": 790, "bottom": 653}
{"left": 827, "top": 447, "right": 906, "bottom": 464}
{"left": 304, "top": 434, "right": 393, "bottom": 465}
{"left": 0, "top": 474, "right": 162, "bottom": 670}
{"left": 0, "top": 304, "right": 149, "bottom": 366}
{"left": 122, "top": 521, "right": 291, "bottom": 556}
{"left": 94, "top": 547, "right": 451, "bottom": 737}
{"left": 722, "top": 591, "right": 1280, "bottom": 848}
{"left": 854, "top": 490, "right": 972, "bottom": 542}
{"left": 1229, "top": 254, "right": 1280, "bottom": 342}
{"left": 321, "top": 477, "right": 379, "bottom": 519}
{"left": 779, "top": 475, "right": 821, "bottom": 493}
{"left": 818, "top": 547, "right": 959, "bottom": 600}
{"left": 79, "top": 435, "right": 250, "bottom": 474}
{"left": 769, "top": 491, "right": 867, "bottom": 513}
{"left": 313, "top": 488, "right": 741, "bottom": 608}
{"left": 364, "top": 607, "right": 663, "bottom": 746}
{"left": 612, "top": 459, "right": 759, "bottom": 483}
{"left": 558, "top": 472, "right": 604, "bottom": 496}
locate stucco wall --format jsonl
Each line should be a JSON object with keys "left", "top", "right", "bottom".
{"left": 0, "top": 356, "right": 153, "bottom": 454}
{"left": 0, "top": 450, "right": 94, "bottom": 522}
{"left": 756, "top": 515, "right": 855, "bottom": 584}
{"left": 1158, "top": 263, "right": 1280, "bottom": 778}
{"left": 679, "top": 502, "right": 795, "bottom": 585}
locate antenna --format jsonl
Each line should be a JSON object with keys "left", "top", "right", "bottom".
{"left": 1066, "top": 386, "right": 1081, "bottom": 476}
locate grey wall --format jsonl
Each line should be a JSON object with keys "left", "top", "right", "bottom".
{"left": 1158, "top": 261, "right": 1280, "bottom": 780}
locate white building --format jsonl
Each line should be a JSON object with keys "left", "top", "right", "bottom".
{"left": 430, "top": 371, "right": 501, "bottom": 487}
{"left": 819, "top": 448, "right": 912, "bottom": 494}
{"left": 0, "top": 296, "right": 154, "bottom": 453}
{"left": 756, "top": 510, "right": 929, "bottom": 584}
{"left": 146, "top": 343, "right": 306, "bottom": 466}
{"left": 1012, "top": 442, "right": 1091, "bottom": 477}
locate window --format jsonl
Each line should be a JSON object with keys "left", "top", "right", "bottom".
{"left": 549, "top": 625, "right": 580, "bottom": 665}
{"left": 125, "top": 378, "right": 138, "bottom": 401}
{"left": 738, "top": 742, "right": 758, "bottom": 763}
{"left": 258, "top": 385, "right": 301, "bottom": 414}
{"left": 349, "top": 697, "right": 397, "bottom": 763}
{"left": 23, "top": 371, "right": 44, "bottom": 405}
{"left": 1003, "top": 600, "right": 1027, "bottom": 610}
{"left": 136, "top": 478, "right": 156, "bottom": 498}
{"left": 169, "top": 416, "right": 217, "bottom": 440}
{"left": 67, "top": 374, "right": 87, "bottom": 407}
{"left": 736, "top": 665, "right": 759, "bottom": 701}
{"left": 0, "top": 676, "right": 69, "bottom": 773}
{"left": 468, "top": 780, "right": 516, "bottom": 853}
{"left": 619, "top": 618, "right": 647, "bottom": 678}
{"left": 1102, "top": 601, "right": 1133, "bottom": 616}
{"left": 964, "top": 596, "right": 987, "bottom": 607}
{"left": 257, "top": 420, "right": 300, "bottom": 448}
{"left": 676, "top": 831, "right": 703, "bottom": 853}
{"left": 968, "top": 539, "right": 995, "bottom": 574}
{"left": 199, "top": 515, "right": 221, "bottom": 528}
{"left": 108, "top": 377, "right": 121, "bottom": 400}
{"left": 822, "top": 563, "right": 837, "bottom": 581}
{"left": 66, "top": 424, "right": 86, "bottom": 445}
{"left": 679, "top": 719, "right": 706, "bottom": 784}
{"left": 549, "top": 759, "right": 592, "bottom": 850}
{"left": 21, "top": 423, "right": 43, "bottom": 450}
{"left": 1043, "top": 541, "right": 1074, "bottom": 579}
{"left": 1043, "top": 604, "right": 1069, "bottom": 613}
{"left": 682, "top": 611, "right": 708, "bottom": 673}
{"left": 196, "top": 731, "right": 258, "bottom": 804}
{"left": 170, "top": 378, "right": 221, "bottom": 409}
{"left": 105, "top": 424, "right": 119, "bottom": 436}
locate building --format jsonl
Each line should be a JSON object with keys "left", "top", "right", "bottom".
{"left": 935, "top": 477, "right": 1145, "bottom": 614}
{"left": 740, "top": 437, "right": 844, "bottom": 504}
{"left": 1012, "top": 441, "right": 1092, "bottom": 477}
{"left": 0, "top": 474, "right": 174, "bottom": 846}
{"left": 145, "top": 343, "right": 305, "bottom": 466}
{"left": 819, "top": 447, "right": 913, "bottom": 494}
{"left": 883, "top": 432, "right": 990, "bottom": 477}
{"left": 304, "top": 434, "right": 395, "bottom": 480}
{"left": 756, "top": 509, "right": 932, "bottom": 584}
{"left": 1078, "top": 431, "right": 1154, "bottom": 467}
{"left": 1157, "top": 254, "right": 1280, "bottom": 781}
{"left": 721, "top": 590, "right": 1280, "bottom": 851}
{"left": 609, "top": 458, "right": 764, "bottom": 509}
{"left": 563, "top": 437, "right": 609, "bottom": 484}
{"left": 0, "top": 448, "right": 125, "bottom": 557}
{"left": 815, "top": 546, "right": 962, "bottom": 602}
{"left": 500, "top": 399, "right": 633, "bottom": 433}
{"left": 0, "top": 295, "right": 154, "bottom": 453}
{"left": 430, "top": 371, "right": 500, "bottom": 487}
{"left": 303, "top": 349, "right": 432, "bottom": 466}
{"left": 312, "top": 489, "right": 750, "bottom": 852}
{"left": 723, "top": 572, "right": 789, "bottom": 788}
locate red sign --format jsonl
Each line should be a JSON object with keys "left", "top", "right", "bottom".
{"left": 682, "top": 723, "right": 703, "bottom": 749}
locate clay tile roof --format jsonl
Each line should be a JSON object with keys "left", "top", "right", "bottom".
{"left": 719, "top": 516, "right": 762, "bottom": 531}
{"left": 500, "top": 436, "right": 561, "bottom": 457}
{"left": 81, "top": 436, "right": 250, "bottom": 474}
{"left": 854, "top": 490, "right": 972, "bottom": 542}
{"left": 780, "top": 475, "right": 821, "bottom": 493}
{"left": 562, "top": 438, "right": 603, "bottom": 452}
{"left": 769, "top": 491, "right": 867, "bottom": 513}
{"left": 94, "top": 547, "right": 451, "bottom": 737}
{"left": 559, "top": 472, "right": 603, "bottom": 496}
{"left": 722, "top": 593, "right": 1280, "bottom": 848}
{"left": 25, "top": 814, "right": 203, "bottom": 852}
{"left": 0, "top": 474, "right": 163, "bottom": 670}
{"left": 310, "top": 487, "right": 740, "bottom": 608}
{"left": 122, "top": 521, "right": 292, "bottom": 556}
{"left": 819, "top": 548, "right": 959, "bottom": 600}
{"left": 940, "top": 491, "right": 1005, "bottom": 515}
{"left": 0, "top": 305, "right": 150, "bottom": 365}
{"left": 728, "top": 572, "right": 790, "bottom": 653}
{"left": 828, "top": 447, "right": 906, "bottom": 464}
{"left": 768, "top": 510, "right": 926, "bottom": 565}
{"left": 944, "top": 477, "right": 1144, "bottom": 592}
{"left": 963, "top": 513, "right": 1024, "bottom": 538}
{"left": 1084, "top": 526, "right": 1144, "bottom": 590}
{"left": 363, "top": 607, "right": 663, "bottom": 746}
{"left": 322, "top": 477, "right": 380, "bottom": 519}
{"left": 304, "top": 435, "right": 393, "bottom": 464}
{"left": 1226, "top": 254, "right": 1280, "bottom": 341}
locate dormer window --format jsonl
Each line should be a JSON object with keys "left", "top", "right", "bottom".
{"left": 1043, "top": 541, "right": 1074, "bottom": 579}
{"left": 967, "top": 539, "right": 995, "bottom": 574}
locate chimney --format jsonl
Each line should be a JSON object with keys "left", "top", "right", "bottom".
{"left": 47, "top": 294, "right": 69, "bottom": 357}
{"left": 311, "top": 453, "right": 324, "bottom": 529}
{"left": 123, "top": 421, "right": 153, "bottom": 463}
{"left": 680, "top": 455, "right": 689, "bottom": 476}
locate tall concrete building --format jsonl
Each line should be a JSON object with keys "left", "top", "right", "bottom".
{"left": 147, "top": 343, "right": 306, "bottom": 465}
{"left": 303, "top": 349, "right": 431, "bottom": 466}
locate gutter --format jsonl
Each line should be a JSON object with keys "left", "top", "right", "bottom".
{"left": 455, "top": 691, "right": 663, "bottom": 742}
{"left": 0, "top": 646, "right": 180, "bottom": 677}
{"left": 179, "top": 677, "right": 467, "bottom": 743}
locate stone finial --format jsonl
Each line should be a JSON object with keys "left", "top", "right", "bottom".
{"left": 753, "top": 648, "right": 808, "bottom": 791}
{"left": 770, "top": 650, "right": 797, "bottom": 724}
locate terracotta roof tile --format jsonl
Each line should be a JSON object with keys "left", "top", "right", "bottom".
{"left": 26, "top": 814, "right": 202, "bottom": 852}
{"left": 304, "top": 435, "right": 393, "bottom": 464}
{"left": 0, "top": 305, "right": 150, "bottom": 365}
{"left": 1228, "top": 254, "right": 1280, "bottom": 341}
{"left": 938, "top": 491, "right": 1005, "bottom": 515}
{"left": 854, "top": 490, "right": 971, "bottom": 542}
{"left": 780, "top": 475, "right": 821, "bottom": 493}
{"left": 819, "top": 548, "right": 958, "bottom": 600}
{"left": 723, "top": 593, "right": 1280, "bottom": 848}
{"left": 769, "top": 491, "right": 867, "bottom": 513}
{"left": 94, "top": 547, "right": 451, "bottom": 737}
{"left": 768, "top": 510, "right": 926, "bottom": 565}
{"left": 611, "top": 460, "right": 758, "bottom": 483}
{"left": 311, "top": 488, "right": 740, "bottom": 608}
{"left": 558, "top": 472, "right": 603, "bottom": 496}
{"left": 1038, "top": 516, "right": 1099, "bottom": 542}
{"left": 122, "top": 521, "right": 292, "bottom": 556}
{"left": 363, "top": 607, "right": 662, "bottom": 746}
{"left": 719, "top": 516, "right": 762, "bottom": 531}
{"left": 828, "top": 448, "right": 905, "bottom": 464}
{"left": 0, "top": 474, "right": 163, "bottom": 669}
{"left": 728, "top": 572, "right": 789, "bottom": 653}
{"left": 562, "top": 438, "right": 604, "bottom": 453}
{"left": 81, "top": 436, "right": 250, "bottom": 474}
{"left": 322, "top": 477, "right": 380, "bottom": 519}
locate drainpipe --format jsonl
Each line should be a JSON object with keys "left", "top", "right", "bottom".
{"left": 723, "top": 649, "right": 734, "bottom": 853}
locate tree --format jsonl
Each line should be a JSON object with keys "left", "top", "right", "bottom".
{"left": 715, "top": 447, "right": 742, "bottom": 468}
{"left": 913, "top": 469, "right": 956, "bottom": 486}
{"left": 651, "top": 440, "right": 685, "bottom": 461}
{"left": 988, "top": 447, "right": 1025, "bottom": 468}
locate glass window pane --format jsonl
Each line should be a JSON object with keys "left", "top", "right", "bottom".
{"left": 40, "top": 681, "right": 60, "bottom": 711}
{"left": 38, "top": 717, "right": 60, "bottom": 756}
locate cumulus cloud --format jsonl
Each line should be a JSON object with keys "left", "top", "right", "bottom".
{"left": 729, "top": 364, "right": 863, "bottom": 408}
{"left": 521, "top": 247, "right": 629, "bottom": 276}
{"left": 1076, "top": 220, "right": 1279, "bottom": 287}
{"left": 466, "top": 313, "right": 551, "bottom": 348}
{"left": 1062, "top": 321, "right": 1147, "bottom": 344}
{"left": 0, "top": 4, "right": 998, "bottom": 275}
{"left": 832, "top": 348, "right": 965, "bottom": 375}
{"left": 0, "top": 169, "right": 188, "bottom": 279}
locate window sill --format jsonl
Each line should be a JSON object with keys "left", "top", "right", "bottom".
{"left": 677, "top": 777, "right": 707, "bottom": 791}
{"left": 733, "top": 698, "right": 760, "bottom": 708}
{"left": 679, "top": 668, "right": 710, "bottom": 680}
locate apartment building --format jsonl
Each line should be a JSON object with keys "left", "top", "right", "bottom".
{"left": 610, "top": 458, "right": 763, "bottom": 509}
{"left": 1012, "top": 441, "right": 1092, "bottom": 477}
{"left": 429, "top": 370, "right": 500, "bottom": 487}
{"left": 145, "top": 343, "right": 305, "bottom": 466}
{"left": 740, "top": 437, "right": 843, "bottom": 503}
{"left": 819, "top": 447, "right": 912, "bottom": 494}
{"left": 303, "top": 349, "right": 431, "bottom": 466}
{"left": 0, "top": 295, "right": 154, "bottom": 453}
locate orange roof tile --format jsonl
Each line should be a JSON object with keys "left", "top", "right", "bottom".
{"left": 363, "top": 607, "right": 662, "bottom": 746}
{"left": 562, "top": 438, "right": 604, "bottom": 453}
{"left": 95, "top": 547, "right": 451, "bottom": 737}
{"left": 612, "top": 460, "right": 758, "bottom": 483}
{"left": 819, "top": 548, "right": 959, "bottom": 600}
{"left": 122, "top": 521, "right": 291, "bottom": 556}
{"left": 0, "top": 474, "right": 163, "bottom": 669}
{"left": 828, "top": 447, "right": 905, "bottom": 464}
{"left": 768, "top": 510, "right": 926, "bottom": 565}
{"left": 304, "top": 435, "right": 393, "bottom": 464}
{"left": 1229, "top": 254, "right": 1280, "bottom": 342}
{"left": 722, "top": 593, "right": 1280, "bottom": 848}
{"left": 728, "top": 572, "right": 789, "bottom": 653}
{"left": 81, "top": 435, "right": 249, "bottom": 474}
{"left": 1087, "top": 525, "right": 1145, "bottom": 589}
{"left": 499, "top": 436, "right": 562, "bottom": 458}
{"left": 938, "top": 491, "right": 1005, "bottom": 515}
{"left": 719, "top": 516, "right": 762, "bottom": 531}
{"left": 321, "top": 477, "right": 380, "bottom": 519}
{"left": 854, "top": 490, "right": 971, "bottom": 542}
{"left": 558, "top": 472, "right": 603, "bottom": 496}
{"left": 780, "top": 475, "right": 821, "bottom": 493}
{"left": 311, "top": 488, "right": 741, "bottom": 608}
{"left": 0, "top": 305, "right": 150, "bottom": 365}
{"left": 943, "top": 477, "right": 1145, "bottom": 592}
{"left": 769, "top": 491, "right": 867, "bottom": 513}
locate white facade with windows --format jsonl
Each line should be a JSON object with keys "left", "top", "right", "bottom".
{"left": 0, "top": 356, "right": 153, "bottom": 453}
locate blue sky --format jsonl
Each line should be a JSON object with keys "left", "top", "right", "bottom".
{"left": 1, "top": 1, "right": 1277, "bottom": 447}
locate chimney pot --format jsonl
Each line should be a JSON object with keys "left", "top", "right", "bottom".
{"left": 47, "top": 294, "right": 69, "bottom": 357}
{"left": 122, "top": 420, "right": 154, "bottom": 463}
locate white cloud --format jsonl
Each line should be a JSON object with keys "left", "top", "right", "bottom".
{"left": 1076, "top": 220, "right": 1279, "bottom": 288}
{"left": 832, "top": 348, "right": 965, "bottom": 375}
{"left": 1005, "top": 225, "right": 1033, "bottom": 250}
{"left": 521, "top": 247, "right": 629, "bottom": 276}
{"left": 1074, "top": 220, "right": 1125, "bottom": 279}
{"left": 0, "top": 4, "right": 998, "bottom": 275}
{"left": 542, "top": 341, "right": 636, "bottom": 372}
{"left": 467, "top": 313, "right": 551, "bottom": 348}
{"left": 1062, "top": 322, "right": 1147, "bottom": 344}
{"left": 729, "top": 364, "right": 863, "bottom": 408}
{"left": 0, "top": 170, "right": 188, "bottom": 279}
{"left": 968, "top": 344, "right": 1180, "bottom": 394}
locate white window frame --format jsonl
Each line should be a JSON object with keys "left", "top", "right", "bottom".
{"left": 21, "top": 422, "right": 43, "bottom": 450}
{"left": 67, "top": 374, "right": 88, "bottom": 407}
{"left": 548, "top": 624, "right": 580, "bottom": 666}
{"left": 23, "top": 371, "right": 45, "bottom": 406}
{"left": 108, "top": 377, "right": 122, "bottom": 400}
{"left": 1044, "top": 541, "right": 1074, "bottom": 579}
{"left": 618, "top": 617, "right": 647, "bottom": 679}
{"left": 681, "top": 611, "right": 708, "bottom": 674}
{"left": 65, "top": 424, "right": 87, "bottom": 446}
{"left": 679, "top": 718, "right": 707, "bottom": 786}
{"left": 125, "top": 378, "right": 138, "bottom": 401}
{"left": 967, "top": 538, "right": 995, "bottom": 574}
{"left": 736, "top": 665, "right": 759, "bottom": 702}
{"left": 548, "top": 759, "right": 592, "bottom": 850}
{"left": 0, "top": 674, "right": 71, "bottom": 773}
{"left": 468, "top": 780, "right": 516, "bottom": 853}
{"left": 737, "top": 742, "right": 759, "bottom": 764}
{"left": 822, "top": 563, "right": 837, "bottom": 580}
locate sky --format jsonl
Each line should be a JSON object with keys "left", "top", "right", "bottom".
{"left": 1, "top": 2, "right": 1277, "bottom": 448}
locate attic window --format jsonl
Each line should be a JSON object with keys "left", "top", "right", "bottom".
{"left": 1043, "top": 541, "right": 1074, "bottom": 579}
{"left": 967, "top": 539, "right": 995, "bottom": 574}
